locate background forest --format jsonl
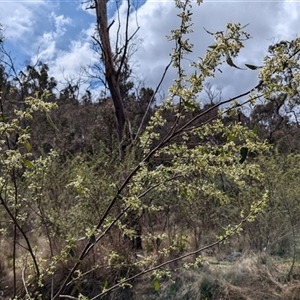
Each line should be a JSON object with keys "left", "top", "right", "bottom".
{"left": 1, "top": 1, "right": 300, "bottom": 299}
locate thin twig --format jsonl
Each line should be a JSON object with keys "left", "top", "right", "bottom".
{"left": 22, "top": 265, "right": 32, "bottom": 300}
{"left": 134, "top": 58, "right": 173, "bottom": 143}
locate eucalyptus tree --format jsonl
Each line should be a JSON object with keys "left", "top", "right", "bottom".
{"left": 85, "top": 0, "right": 139, "bottom": 160}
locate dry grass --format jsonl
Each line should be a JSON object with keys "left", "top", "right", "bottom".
{"left": 132, "top": 252, "right": 300, "bottom": 300}
{"left": 2, "top": 234, "right": 300, "bottom": 300}
{"left": 0, "top": 233, "right": 145, "bottom": 299}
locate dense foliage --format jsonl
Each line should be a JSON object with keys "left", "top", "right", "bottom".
{"left": 1, "top": 1, "right": 300, "bottom": 299}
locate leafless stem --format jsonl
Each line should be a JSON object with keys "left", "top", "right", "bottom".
{"left": 134, "top": 58, "right": 173, "bottom": 142}
{"left": 22, "top": 265, "right": 32, "bottom": 300}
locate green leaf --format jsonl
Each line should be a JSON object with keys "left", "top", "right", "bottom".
{"left": 46, "top": 113, "right": 59, "bottom": 131}
{"left": 183, "top": 100, "right": 197, "bottom": 109}
{"left": 24, "top": 159, "right": 34, "bottom": 168}
{"left": 253, "top": 124, "right": 258, "bottom": 135}
{"left": 245, "top": 64, "right": 263, "bottom": 70}
{"left": 0, "top": 116, "right": 9, "bottom": 122}
{"left": 227, "top": 132, "right": 235, "bottom": 143}
{"left": 239, "top": 147, "right": 248, "bottom": 164}
{"left": 69, "top": 248, "right": 75, "bottom": 257}
{"left": 25, "top": 140, "right": 31, "bottom": 151}
{"left": 103, "top": 280, "right": 108, "bottom": 289}
{"left": 77, "top": 186, "right": 83, "bottom": 195}
{"left": 240, "top": 23, "right": 250, "bottom": 30}
{"left": 116, "top": 194, "right": 123, "bottom": 200}
{"left": 221, "top": 147, "right": 225, "bottom": 157}
{"left": 89, "top": 234, "right": 96, "bottom": 244}
{"left": 203, "top": 27, "right": 214, "bottom": 35}
{"left": 226, "top": 56, "right": 243, "bottom": 70}
{"left": 180, "top": 188, "right": 187, "bottom": 197}
{"left": 154, "top": 278, "right": 160, "bottom": 291}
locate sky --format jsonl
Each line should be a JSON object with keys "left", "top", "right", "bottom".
{"left": 1, "top": 0, "right": 300, "bottom": 102}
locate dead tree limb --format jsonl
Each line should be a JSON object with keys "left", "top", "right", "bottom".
{"left": 95, "top": 0, "right": 126, "bottom": 160}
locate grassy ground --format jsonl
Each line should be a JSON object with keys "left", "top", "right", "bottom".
{"left": 1, "top": 239, "right": 300, "bottom": 299}
{"left": 130, "top": 253, "right": 300, "bottom": 300}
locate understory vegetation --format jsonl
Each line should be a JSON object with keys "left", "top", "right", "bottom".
{"left": 1, "top": 0, "right": 300, "bottom": 299}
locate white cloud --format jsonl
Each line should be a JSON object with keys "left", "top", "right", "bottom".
{"left": 0, "top": 1, "right": 53, "bottom": 43}
{"left": 2, "top": 6, "right": 36, "bottom": 41}
{"left": 3, "top": 0, "right": 300, "bottom": 102}
{"left": 276, "top": 1, "right": 300, "bottom": 39}
{"left": 48, "top": 40, "right": 98, "bottom": 85}
{"left": 31, "top": 13, "right": 73, "bottom": 66}
{"left": 50, "top": 12, "right": 73, "bottom": 37}
{"left": 116, "top": 0, "right": 300, "bottom": 100}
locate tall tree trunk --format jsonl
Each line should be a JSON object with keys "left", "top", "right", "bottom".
{"left": 95, "top": 0, "right": 126, "bottom": 160}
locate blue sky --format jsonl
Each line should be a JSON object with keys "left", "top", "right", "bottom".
{"left": 1, "top": 0, "right": 300, "bottom": 101}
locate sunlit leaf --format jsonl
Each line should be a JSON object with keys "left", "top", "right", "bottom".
{"left": 24, "top": 159, "right": 34, "bottom": 168}
{"left": 77, "top": 187, "right": 83, "bottom": 195}
{"left": 227, "top": 132, "right": 235, "bottom": 143}
{"left": 221, "top": 147, "right": 225, "bottom": 157}
{"left": 183, "top": 101, "right": 197, "bottom": 109}
{"left": 46, "top": 113, "right": 59, "bottom": 131}
{"left": 25, "top": 140, "right": 31, "bottom": 151}
{"left": 154, "top": 278, "right": 160, "bottom": 291}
